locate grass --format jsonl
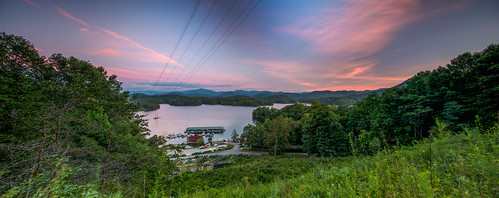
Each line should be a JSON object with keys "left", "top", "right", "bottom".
{"left": 180, "top": 127, "right": 498, "bottom": 197}
{"left": 10, "top": 127, "right": 496, "bottom": 197}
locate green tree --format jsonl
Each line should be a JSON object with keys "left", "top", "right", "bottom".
{"left": 264, "top": 116, "right": 291, "bottom": 155}
{"left": 252, "top": 107, "right": 278, "bottom": 123}
{"left": 241, "top": 122, "right": 265, "bottom": 149}
{"left": 231, "top": 129, "right": 239, "bottom": 142}
{"left": 302, "top": 102, "right": 350, "bottom": 157}
{"left": 196, "top": 137, "right": 205, "bottom": 147}
{"left": 0, "top": 32, "right": 175, "bottom": 195}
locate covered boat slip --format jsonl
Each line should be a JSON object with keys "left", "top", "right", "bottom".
{"left": 185, "top": 126, "right": 225, "bottom": 134}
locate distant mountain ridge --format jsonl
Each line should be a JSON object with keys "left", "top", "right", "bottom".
{"left": 131, "top": 79, "right": 412, "bottom": 111}
{"left": 131, "top": 88, "right": 387, "bottom": 98}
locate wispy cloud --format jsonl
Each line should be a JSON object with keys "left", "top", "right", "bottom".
{"left": 276, "top": 0, "right": 432, "bottom": 90}
{"left": 92, "top": 49, "right": 122, "bottom": 57}
{"left": 55, "top": 6, "right": 89, "bottom": 26}
{"left": 98, "top": 27, "right": 184, "bottom": 67}
{"left": 298, "top": 0, "right": 421, "bottom": 57}
{"left": 23, "top": 0, "right": 39, "bottom": 8}
{"left": 105, "top": 67, "right": 157, "bottom": 81}
{"left": 79, "top": 28, "right": 97, "bottom": 35}
{"left": 53, "top": 6, "right": 184, "bottom": 68}
{"left": 341, "top": 65, "right": 372, "bottom": 78}
{"left": 247, "top": 60, "right": 316, "bottom": 87}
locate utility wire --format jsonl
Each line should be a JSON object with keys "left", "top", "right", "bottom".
{"left": 152, "top": 0, "right": 201, "bottom": 91}
{"left": 174, "top": 0, "right": 262, "bottom": 92}
{"left": 163, "top": 0, "right": 219, "bottom": 84}
{"left": 168, "top": 0, "right": 239, "bottom": 92}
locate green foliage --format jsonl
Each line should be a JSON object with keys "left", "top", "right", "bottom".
{"left": 241, "top": 122, "right": 266, "bottom": 149}
{"left": 3, "top": 162, "right": 104, "bottom": 198}
{"left": 0, "top": 32, "right": 175, "bottom": 196}
{"left": 181, "top": 127, "right": 499, "bottom": 197}
{"left": 264, "top": 116, "right": 292, "bottom": 155}
{"left": 302, "top": 102, "right": 350, "bottom": 157}
{"left": 196, "top": 137, "right": 205, "bottom": 147}
{"left": 134, "top": 94, "right": 273, "bottom": 111}
{"left": 170, "top": 155, "right": 318, "bottom": 196}
{"left": 252, "top": 106, "right": 279, "bottom": 123}
{"left": 231, "top": 129, "right": 239, "bottom": 142}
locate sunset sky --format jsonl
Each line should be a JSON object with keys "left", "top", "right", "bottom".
{"left": 1, "top": 0, "right": 498, "bottom": 92}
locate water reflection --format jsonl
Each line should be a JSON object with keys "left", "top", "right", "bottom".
{"left": 138, "top": 104, "right": 292, "bottom": 144}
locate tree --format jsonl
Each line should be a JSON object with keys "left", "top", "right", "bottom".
{"left": 252, "top": 107, "right": 278, "bottom": 123}
{"left": 264, "top": 116, "right": 291, "bottom": 155}
{"left": 196, "top": 137, "right": 205, "bottom": 147}
{"left": 0, "top": 32, "right": 176, "bottom": 195}
{"left": 241, "top": 122, "right": 265, "bottom": 149}
{"left": 231, "top": 129, "right": 239, "bottom": 142}
{"left": 302, "top": 102, "right": 350, "bottom": 157}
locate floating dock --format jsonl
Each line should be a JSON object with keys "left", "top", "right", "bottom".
{"left": 185, "top": 126, "right": 225, "bottom": 134}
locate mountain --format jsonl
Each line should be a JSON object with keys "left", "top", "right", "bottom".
{"left": 130, "top": 79, "right": 411, "bottom": 110}
{"left": 130, "top": 90, "right": 168, "bottom": 95}
{"left": 170, "top": 88, "right": 220, "bottom": 97}
{"left": 393, "top": 78, "right": 411, "bottom": 88}
{"left": 131, "top": 88, "right": 384, "bottom": 98}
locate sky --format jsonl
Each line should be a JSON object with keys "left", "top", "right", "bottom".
{"left": 1, "top": 0, "right": 498, "bottom": 92}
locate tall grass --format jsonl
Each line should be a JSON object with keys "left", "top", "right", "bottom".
{"left": 6, "top": 127, "right": 495, "bottom": 197}
{"left": 186, "top": 127, "right": 498, "bottom": 197}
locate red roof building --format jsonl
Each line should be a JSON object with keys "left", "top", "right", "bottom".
{"left": 187, "top": 134, "right": 202, "bottom": 146}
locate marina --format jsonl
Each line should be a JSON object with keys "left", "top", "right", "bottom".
{"left": 138, "top": 104, "right": 293, "bottom": 144}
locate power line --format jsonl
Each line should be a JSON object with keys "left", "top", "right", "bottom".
{"left": 151, "top": 0, "right": 201, "bottom": 91}
{"left": 167, "top": 0, "right": 239, "bottom": 92}
{"left": 174, "top": 0, "right": 262, "bottom": 92}
{"left": 163, "top": 0, "right": 219, "bottom": 84}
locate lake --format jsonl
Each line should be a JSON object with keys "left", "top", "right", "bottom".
{"left": 138, "top": 103, "right": 292, "bottom": 144}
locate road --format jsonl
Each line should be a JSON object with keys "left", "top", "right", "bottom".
{"left": 176, "top": 143, "right": 306, "bottom": 160}
{"left": 176, "top": 143, "right": 265, "bottom": 160}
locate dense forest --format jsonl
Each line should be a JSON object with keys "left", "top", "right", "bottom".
{"left": 134, "top": 94, "right": 275, "bottom": 111}
{"left": 0, "top": 32, "right": 175, "bottom": 196}
{"left": 244, "top": 43, "right": 499, "bottom": 156}
{"left": 1, "top": 32, "right": 498, "bottom": 197}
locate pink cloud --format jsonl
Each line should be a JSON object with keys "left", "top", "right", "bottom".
{"left": 284, "top": 0, "right": 466, "bottom": 59}
{"left": 98, "top": 27, "right": 184, "bottom": 67}
{"left": 298, "top": 0, "right": 421, "bottom": 57}
{"left": 55, "top": 6, "right": 89, "bottom": 26}
{"left": 300, "top": 82, "right": 316, "bottom": 87}
{"left": 342, "top": 66, "right": 372, "bottom": 78}
{"left": 92, "top": 49, "right": 122, "bottom": 57}
{"left": 24, "top": 0, "right": 39, "bottom": 8}
{"left": 79, "top": 28, "right": 97, "bottom": 35}
{"left": 273, "top": 0, "right": 463, "bottom": 91}
{"left": 247, "top": 60, "right": 318, "bottom": 88}
{"left": 105, "top": 67, "right": 156, "bottom": 81}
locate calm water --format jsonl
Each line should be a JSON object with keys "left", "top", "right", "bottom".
{"left": 138, "top": 103, "right": 291, "bottom": 144}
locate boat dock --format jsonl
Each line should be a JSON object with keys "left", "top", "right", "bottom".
{"left": 184, "top": 126, "right": 225, "bottom": 134}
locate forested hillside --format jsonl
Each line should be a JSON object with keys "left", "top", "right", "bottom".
{"left": 133, "top": 91, "right": 364, "bottom": 111}
{"left": 133, "top": 94, "right": 274, "bottom": 111}
{"left": 0, "top": 32, "right": 175, "bottom": 196}
{"left": 132, "top": 83, "right": 377, "bottom": 111}
{"left": 244, "top": 43, "right": 499, "bottom": 156}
